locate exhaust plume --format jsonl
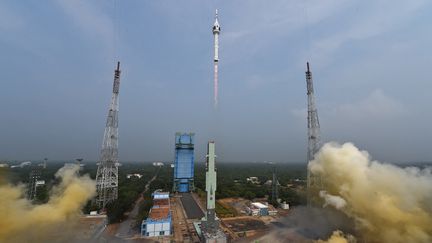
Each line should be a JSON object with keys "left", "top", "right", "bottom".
{"left": 0, "top": 165, "right": 96, "bottom": 242}
{"left": 320, "top": 191, "right": 347, "bottom": 210}
{"left": 310, "top": 142, "right": 432, "bottom": 243}
{"left": 256, "top": 206, "right": 355, "bottom": 242}
{"left": 316, "top": 230, "right": 356, "bottom": 243}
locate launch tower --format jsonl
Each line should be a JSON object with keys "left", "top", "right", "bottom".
{"left": 95, "top": 62, "right": 121, "bottom": 209}
{"left": 212, "top": 9, "right": 221, "bottom": 108}
{"left": 200, "top": 141, "right": 227, "bottom": 242}
{"left": 305, "top": 62, "right": 322, "bottom": 206}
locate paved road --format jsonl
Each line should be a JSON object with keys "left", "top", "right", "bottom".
{"left": 115, "top": 172, "right": 158, "bottom": 239}
{"left": 180, "top": 193, "right": 204, "bottom": 219}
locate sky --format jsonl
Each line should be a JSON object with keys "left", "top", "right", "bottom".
{"left": 1, "top": 0, "right": 432, "bottom": 163}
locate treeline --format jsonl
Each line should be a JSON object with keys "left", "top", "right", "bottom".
{"left": 194, "top": 162, "right": 307, "bottom": 206}
{"left": 103, "top": 163, "right": 158, "bottom": 223}
{"left": 135, "top": 165, "right": 173, "bottom": 228}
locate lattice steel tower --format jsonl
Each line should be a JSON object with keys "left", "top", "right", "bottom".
{"left": 305, "top": 62, "right": 322, "bottom": 206}
{"left": 95, "top": 62, "right": 121, "bottom": 209}
{"left": 27, "top": 168, "right": 41, "bottom": 200}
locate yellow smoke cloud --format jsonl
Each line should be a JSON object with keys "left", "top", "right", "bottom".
{"left": 309, "top": 142, "right": 432, "bottom": 243}
{"left": 0, "top": 165, "right": 96, "bottom": 242}
{"left": 316, "top": 230, "right": 356, "bottom": 243}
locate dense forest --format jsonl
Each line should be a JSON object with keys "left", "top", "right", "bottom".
{"left": 2, "top": 161, "right": 307, "bottom": 224}
{"left": 90, "top": 163, "right": 161, "bottom": 223}
{"left": 194, "top": 162, "right": 307, "bottom": 206}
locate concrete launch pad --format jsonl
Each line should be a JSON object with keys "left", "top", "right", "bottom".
{"left": 180, "top": 193, "right": 205, "bottom": 219}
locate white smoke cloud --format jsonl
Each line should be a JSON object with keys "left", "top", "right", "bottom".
{"left": 309, "top": 142, "right": 432, "bottom": 243}
{"left": 320, "top": 191, "right": 347, "bottom": 210}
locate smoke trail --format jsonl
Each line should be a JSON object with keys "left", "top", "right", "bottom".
{"left": 0, "top": 165, "right": 96, "bottom": 242}
{"left": 310, "top": 142, "right": 432, "bottom": 243}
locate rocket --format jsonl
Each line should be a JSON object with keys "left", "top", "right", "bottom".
{"left": 212, "top": 9, "right": 220, "bottom": 62}
{"left": 212, "top": 9, "right": 221, "bottom": 108}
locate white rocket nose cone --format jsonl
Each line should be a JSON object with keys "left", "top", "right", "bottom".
{"left": 213, "top": 9, "right": 221, "bottom": 33}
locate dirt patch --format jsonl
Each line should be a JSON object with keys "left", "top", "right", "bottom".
{"left": 222, "top": 216, "right": 269, "bottom": 238}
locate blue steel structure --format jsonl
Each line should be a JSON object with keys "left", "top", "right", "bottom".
{"left": 173, "top": 132, "right": 195, "bottom": 192}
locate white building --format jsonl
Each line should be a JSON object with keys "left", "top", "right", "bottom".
{"left": 247, "top": 202, "right": 269, "bottom": 216}
{"left": 35, "top": 180, "right": 45, "bottom": 186}
{"left": 126, "top": 173, "right": 143, "bottom": 179}
{"left": 281, "top": 202, "right": 290, "bottom": 210}
{"left": 141, "top": 191, "right": 172, "bottom": 237}
{"left": 246, "top": 177, "right": 260, "bottom": 184}
{"left": 152, "top": 162, "right": 164, "bottom": 167}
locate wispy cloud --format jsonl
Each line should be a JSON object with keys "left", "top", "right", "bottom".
{"left": 223, "top": 0, "right": 348, "bottom": 43}
{"left": 334, "top": 89, "right": 407, "bottom": 120}
{"left": 0, "top": 2, "right": 25, "bottom": 31}
{"left": 219, "top": 0, "right": 429, "bottom": 68}
{"left": 292, "top": 89, "right": 406, "bottom": 122}
{"left": 308, "top": 0, "right": 429, "bottom": 66}
{"left": 55, "top": 0, "right": 114, "bottom": 47}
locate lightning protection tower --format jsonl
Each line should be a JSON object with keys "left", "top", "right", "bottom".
{"left": 305, "top": 62, "right": 322, "bottom": 206}
{"left": 27, "top": 168, "right": 41, "bottom": 200}
{"left": 95, "top": 62, "right": 121, "bottom": 209}
{"left": 272, "top": 165, "right": 278, "bottom": 205}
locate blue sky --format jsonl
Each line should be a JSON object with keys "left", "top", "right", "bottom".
{"left": 1, "top": 0, "right": 431, "bottom": 163}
